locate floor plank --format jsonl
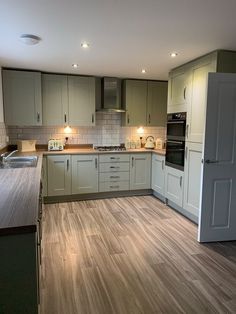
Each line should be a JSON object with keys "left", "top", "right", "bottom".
{"left": 41, "top": 196, "right": 236, "bottom": 314}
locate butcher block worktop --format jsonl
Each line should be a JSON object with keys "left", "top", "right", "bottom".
{"left": 0, "top": 154, "right": 42, "bottom": 236}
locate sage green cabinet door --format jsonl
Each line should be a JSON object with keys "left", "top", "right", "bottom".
{"left": 165, "top": 166, "right": 184, "bottom": 207}
{"left": 147, "top": 81, "right": 167, "bottom": 126}
{"left": 186, "top": 56, "right": 217, "bottom": 143}
{"left": 130, "top": 153, "right": 151, "bottom": 190}
{"left": 167, "top": 67, "right": 192, "bottom": 114}
{"left": 183, "top": 142, "right": 202, "bottom": 219}
{"left": 42, "top": 156, "right": 48, "bottom": 197}
{"left": 42, "top": 74, "right": 68, "bottom": 126}
{"left": 72, "top": 155, "right": 98, "bottom": 194}
{"left": 123, "top": 80, "right": 147, "bottom": 126}
{"left": 68, "top": 76, "right": 95, "bottom": 126}
{"left": 2, "top": 70, "right": 42, "bottom": 126}
{"left": 151, "top": 154, "right": 165, "bottom": 196}
{"left": 47, "top": 155, "right": 71, "bottom": 196}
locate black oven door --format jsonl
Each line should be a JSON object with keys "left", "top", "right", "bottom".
{"left": 165, "top": 140, "right": 185, "bottom": 171}
{"left": 167, "top": 120, "right": 186, "bottom": 140}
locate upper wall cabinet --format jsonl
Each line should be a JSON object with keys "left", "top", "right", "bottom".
{"left": 42, "top": 74, "right": 96, "bottom": 126}
{"left": 147, "top": 81, "right": 167, "bottom": 126}
{"left": 122, "top": 79, "right": 167, "bottom": 127}
{"left": 2, "top": 70, "right": 42, "bottom": 126}
{"left": 42, "top": 74, "right": 68, "bottom": 126}
{"left": 167, "top": 66, "right": 192, "bottom": 114}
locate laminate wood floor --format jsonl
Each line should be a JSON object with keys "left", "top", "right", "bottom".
{"left": 41, "top": 196, "right": 236, "bottom": 314}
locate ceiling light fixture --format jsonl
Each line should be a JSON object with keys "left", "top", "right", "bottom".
{"left": 20, "top": 34, "right": 41, "bottom": 45}
{"left": 141, "top": 69, "right": 146, "bottom": 73}
{"left": 170, "top": 52, "right": 178, "bottom": 58}
{"left": 81, "top": 42, "right": 89, "bottom": 48}
{"left": 72, "top": 63, "right": 79, "bottom": 68}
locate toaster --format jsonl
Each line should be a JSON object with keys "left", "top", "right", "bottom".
{"left": 48, "top": 139, "right": 64, "bottom": 151}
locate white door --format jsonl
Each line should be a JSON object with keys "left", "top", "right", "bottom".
{"left": 198, "top": 73, "right": 236, "bottom": 242}
{"left": 72, "top": 155, "right": 98, "bottom": 194}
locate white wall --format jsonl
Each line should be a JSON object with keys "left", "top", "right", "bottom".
{"left": 0, "top": 68, "right": 4, "bottom": 122}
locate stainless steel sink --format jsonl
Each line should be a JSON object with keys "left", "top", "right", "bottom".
{"left": 0, "top": 156, "right": 38, "bottom": 169}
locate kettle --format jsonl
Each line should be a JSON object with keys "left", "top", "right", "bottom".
{"left": 144, "top": 136, "right": 155, "bottom": 149}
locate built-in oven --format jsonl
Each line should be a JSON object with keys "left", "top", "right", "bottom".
{"left": 167, "top": 112, "right": 186, "bottom": 141}
{"left": 166, "top": 140, "right": 185, "bottom": 171}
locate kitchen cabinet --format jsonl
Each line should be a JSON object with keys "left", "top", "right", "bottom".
{"left": 183, "top": 142, "right": 202, "bottom": 220}
{"left": 130, "top": 153, "right": 151, "bottom": 190}
{"left": 68, "top": 76, "right": 96, "bottom": 126}
{"left": 42, "top": 74, "right": 96, "bottom": 126}
{"left": 42, "top": 156, "right": 48, "bottom": 197}
{"left": 47, "top": 155, "right": 71, "bottom": 196}
{"left": 147, "top": 81, "right": 167, "bottom": 126}
{"left": 99, "top": 154, "right": 130, "bottom": 192}
{"left": 122, "top": 80, "right": 147, "bottom": 126}
{"left": 42, "top": 74, "right": 68, "bottom": 126}
{"left": 151, "top": 154, "right": 165, "bottom": 197}
{"left": 2, "top": 69, "right": 42, "bottom": 126}
{"left": 165, "top": 166, "right": 184, "bottom": 207}
{"left": 186, "top": 54, "right": 217, "bottom": 143}
{"left": 167, "top": 66, "right": 192, "bottom": 114}
{"left": 72, "top": 155, "right": 98, "bottom": 194}
{"left": 122, "top": 80, "right": 168, "bottom": 127}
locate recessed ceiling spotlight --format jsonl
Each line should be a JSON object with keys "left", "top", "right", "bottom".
{"left": 72, "top": 64, "right": 79, "bottom": 68}
{"left": 141, "top": 69, "right": 146, "bottom": 73}
{"left": 170, "top": 52, "right": 178, "bottom": 58}
{"left": 20, "top": 34, "right": 41, "bottom": 45}
{"left": 81, "top": 42, "right": 90, "bottom": 48}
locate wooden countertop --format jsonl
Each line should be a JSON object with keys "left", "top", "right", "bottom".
{"left": 0, "top": 147, "right": 165, "bottom": 236}
{"left": 0, "top": 154, "right": 42, "bottom": 236}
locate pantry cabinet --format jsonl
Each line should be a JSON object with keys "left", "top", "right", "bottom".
{"left": 42, "top": 74, "right": 96, "bottom": 126}
{"left": 2, "top": 70, "right": 42, "bottom": 126}
{"left": 151, "top": 154, "right": 165, "bottom": 197}
{"left": 165, "top": 166, "right": 184, "bottom": 207}
{"left": 183, "top": 142, "right": 202, "bottom": 221}
{"left": 130, "top": 153, "right": 151, "bottom": 190}
{"left": 122, "top": 79, "right": 167, "bottom": 127}
{"left": 42, "top": 74, "right": 68, "bottom": 126}
{"left": 47, "top": 155, "right": 71, "bottom": 196}
{"left": 72, "top": 155, "right": 98, "bottom": 194}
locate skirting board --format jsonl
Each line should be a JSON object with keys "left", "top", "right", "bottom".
{"left": 152, "top": 190, "right": 166, "bottom": 203}
{"left": 167, "top": 199, "right": 198, "bottom": 224}
{"left": 44, "top": 189, "right": 153, "bottom": 204}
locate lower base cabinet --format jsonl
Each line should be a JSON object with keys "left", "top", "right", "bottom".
{"left": 130, "top": 153, "right": 151, "bottom": 190}
{"left": 151, "top": 154, "right": 165, "bottom": 197}
{"left": 183, "top": 142, "right": 202, "bottom": 219}
{"left": 165, "top": 166, "right": 184, "bottom": 207}
{"left": 47, "top": 155, "right": 71, "bottom": 196}
{"left": 72, "top": 155, "right": 98, "bottom": 194}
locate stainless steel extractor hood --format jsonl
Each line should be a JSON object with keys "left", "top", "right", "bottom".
{"left": 96, "top": 77, "right": 126, "bottom": 113}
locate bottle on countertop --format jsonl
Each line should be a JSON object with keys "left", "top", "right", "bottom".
{"left": 130, "top": 139, "right": 136, "bottom": 149}
{"left": 125, "top": 138, "right": 131, "bottom": 149}
{"left": 135, "top": 138, "right": 141, "bottom": 149}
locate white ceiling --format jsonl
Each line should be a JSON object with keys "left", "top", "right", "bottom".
{"left": 1, "top": 0, "right": 236, "bottom": 80}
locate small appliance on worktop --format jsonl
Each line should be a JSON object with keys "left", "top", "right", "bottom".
{"left": 48, "top": 139, "right": 64, "bottom": 151}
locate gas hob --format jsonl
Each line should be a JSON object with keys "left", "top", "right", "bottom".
{"left": 94, "top": 145, "right": 126, "bottom": 152}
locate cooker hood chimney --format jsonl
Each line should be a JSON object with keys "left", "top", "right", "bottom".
{"left": 96, "top": 77, "right": 126, "bottom": 113}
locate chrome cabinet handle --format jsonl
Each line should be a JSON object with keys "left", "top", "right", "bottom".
{"left": 110, "top": 166, "right": 120, "bottom": 169}
{"left": 110, "top": 175, "right": 120, "bottom": 179}
{"left": 64, "top": 113, "right": 67, "bottom": 123}
{"left": 110, "top": 157, "right": 120, "bottom": 160}
{"left": 127, "top": 114, "right": 130, "bottom": 124}
{"left": 205, "top": 159, "right": 219, "bottom": 164}
{"left": 162, "top": 160, "right": 164, "bottom": 170}
{"left": 92, "top": 114, "right": 94, "bottom": 123}
{"left": 131, "top": 156, "right": 134, "bottom": 167}
{"left": 183, "top": 86, "right": 186, "bottom": 100}
{"left": 110, "top": 185, "right": 119, "bottom": 189}
{"left": 67, "top": 159, "right": 69, "bottom": 171}
{"left": 148, "top": 114, "right": 151, "bottom": 124}
{"left": 95, "top": 157, "right": 98, "bottom": 169}
{"left": 185, "top": 147, "right": 188, "bottom": 160}
{"left": 180, "top": 176, "right": 182, "bottom": 187}
{"left": 37, "top": 112, "right": 40, "bottom": 123}
{"left": 186, "top": 124, "right": 189, "bottom": 138}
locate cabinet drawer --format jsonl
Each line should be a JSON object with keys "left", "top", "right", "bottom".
{"left": 99, "top": 181, "right": 130, "bottom": 192}
{"left": 99, "top": 162, "right": 129, "bottom": 172}
{"left": 99, "top": 172, "right": 129, "bottom": 182}
{"left": 99, "top": 154, "right": 129, "bottom": 163}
